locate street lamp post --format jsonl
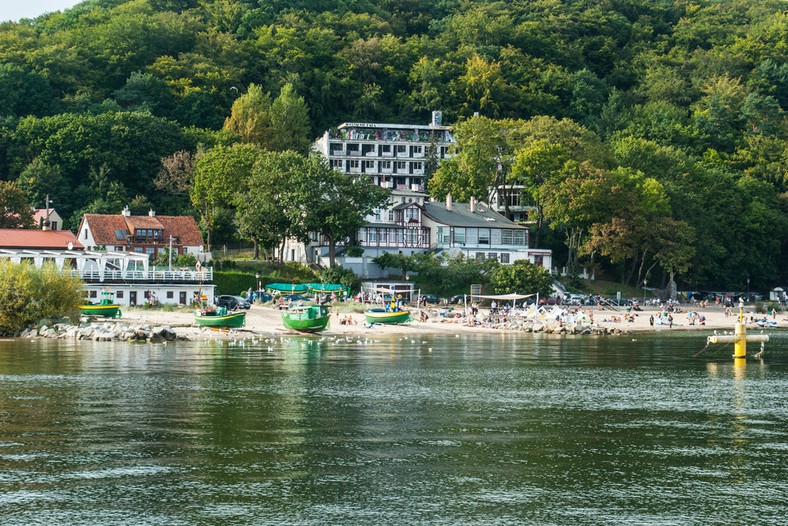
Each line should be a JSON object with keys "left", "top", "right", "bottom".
{"left": 746, "top": 277, "right": 750, "bottom": 302}
{"left": 643, "top": 279, "right": 647, "bottom": 304}
{"left": 255, "top": 273, "right": 261, "bottom": 298}
{"left": 43, "top": 194, "right": 53, "bottom": 230}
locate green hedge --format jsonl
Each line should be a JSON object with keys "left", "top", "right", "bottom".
{"left": 213, "top": 271, "right": 259, "bottom": 296}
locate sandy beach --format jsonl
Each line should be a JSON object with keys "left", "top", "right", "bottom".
{"left": 115, "top": 302, "right": 787, "bottom": 341}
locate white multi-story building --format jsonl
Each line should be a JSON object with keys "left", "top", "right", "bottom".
{"left": 313, "top": 111, "right": 455, "bottom": 192}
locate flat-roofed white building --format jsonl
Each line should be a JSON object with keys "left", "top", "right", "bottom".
{"left": 313, "top": 111, "right": 455, "bottom": 192}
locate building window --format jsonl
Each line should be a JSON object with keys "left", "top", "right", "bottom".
{"left": 348, "top": 160, "right": 359, "bottom": 169}
{"left": 374, "top": 210, "right": 381, "bottom": 221}
{"left": 488, "top": 252, "right": 497, "bottom": 261}
{"left": 84, "top": 230, "right": 88, "bottom": 239}
{"left": 381, "top": 160, "right": 391, "bottom": 169}
{"left": 513, "top": 230, "right": 526, "bottom": 246}
{"left": 478, "top": 228, "right": 490, "bottom": 245}
{"left": 412, "top": 162, "right": 423, "bottom": 170}
{"left": 395, "top": 161, "right": 407, "bottom": 171}
{"left": 412, "top": 145, "right": 423, "bottom": 155}
{"left": 166, "top": 291, "right": 174, "bottom": 299}
{"left": 475, "top": 252, "right": 485, "bottom": 259}
{"left": 364, "top": 160, "right": 375, "bottom": 169}
{"left": 453, "top": 227, "right": 465, "bottom": 245}
{"left": 331, "top": 159, "right": 342, "bottom": 168}
{"left": 116, "top": 291, "right": 124, "bottom": 298}
{"left": 388, "top": 211, "right": 394, "bottom": 221}
{"left": 500, "top": 253, "right": 510, "bottom": 264}
{"left": 437, "top": 227, "right": 449, "bottom": 244}
{"left": 502, "top": 230, "right": 513, "bottom": 245}
{"left": 89, "top": 290, "right": 98, "bottom": 298}
{"left": 396, "top": 145, "right": 407, "bottom": 155}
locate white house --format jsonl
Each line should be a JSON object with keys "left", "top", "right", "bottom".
{"left": 0, "top": 228, "right": 214, "bottom": 306}
{"left": 77, "top": 206, "right": 208, "bottom": 262}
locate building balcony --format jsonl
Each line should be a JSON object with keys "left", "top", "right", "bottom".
{"left": 74, "top": 268, "right": 213, "bottom": 283}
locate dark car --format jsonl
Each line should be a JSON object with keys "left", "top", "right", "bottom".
{"left": 448, "top": 294, "right": 468, "bottom": 304}
{"left": 216, "top": 295, "right": 251, "bottom": 310}
{"left": 419, "top": 294, "right": 441, "bottom": 305}
{"left": 539, "top": 296, "right": 561, "bottom": 305}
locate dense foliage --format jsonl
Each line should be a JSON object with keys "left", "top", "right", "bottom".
{"left": 0, "top": 0, "right": 784, "bottom": 289}
{"left": 0, "top": 261, "right": 84, "bottom": 335}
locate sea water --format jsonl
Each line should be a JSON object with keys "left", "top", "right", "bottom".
{"left": 0, "top": 332, "right": 786, "bottom": 525}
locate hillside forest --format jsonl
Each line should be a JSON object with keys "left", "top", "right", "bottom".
{"left": 0, "top": 0, "right": 785, "bottom": 292}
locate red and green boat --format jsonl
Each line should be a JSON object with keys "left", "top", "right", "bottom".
{"left": 80, "top": 291, "right": 121, "bottom": 318}
{"left": 282, "top": 305, "right": 330, "bottom": 332}
{"left": 364, "top": 308, "right": 410, "bottom": 325}
{"left": 194, "top": 307, "right": 246, "bottom": 329}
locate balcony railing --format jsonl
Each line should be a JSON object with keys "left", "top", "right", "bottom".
{"left": 74, "top": 268, "right": 213, "bottom": 283}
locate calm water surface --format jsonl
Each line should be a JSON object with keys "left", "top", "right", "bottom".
{"left": 1, "top": 332, "right": 787, "bottom": 525}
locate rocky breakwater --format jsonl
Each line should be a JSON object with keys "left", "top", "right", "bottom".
{"left": 21, "top": 321, "right": 182, "bottom": 343}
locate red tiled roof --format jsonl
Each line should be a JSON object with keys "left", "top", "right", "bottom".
{"left": 157, "top": 216, "right": 204, "bottom": 246}
{"left": 81, "top": 214, "right": 204, "bottom": 247}
{"left": 80, "top": 214, "right": 128, "bottom": 245}
{"left": 125, "top": 215, "right": 164, "bottom": 230}
{"left": 0, "top": 229, "right": 83, "bottom": 250}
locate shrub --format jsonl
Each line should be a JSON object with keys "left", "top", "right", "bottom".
{"left": 0, "top": 261, "right": 84, "bottom": 335}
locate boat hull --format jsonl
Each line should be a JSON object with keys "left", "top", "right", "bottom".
{"left": 282, "top": 315, "right": 330, "bottom": 332}
{"left": 194, "top": 311, "right": 246, "bottom": 329}
{"left": 282, "top": 305, "right": 330, "bottom": 332}
{"left": 80, "top": 305, "right": 120, "bottom": 317}
{"left": 364, "top": 309, "right": 410, "bottom": 324}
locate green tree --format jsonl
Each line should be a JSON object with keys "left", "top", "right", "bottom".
{"left": 301, "top": 156, "right": 390, "bottom": 267}
{"left": 222, "top": 83, "right": 273, "bottom": 146}
{"left": 192, "top": 144, "right": 262, "bottom": 251}
{"left": 489, "top": 259, "right": 553, "bottom": 297}
{"left": 0, "top": 181, "right": 34, "bottom": 228}
{"left": 234, "top": 150, "right": 305, "bottom": 261}
{"left": 0, "top": 261, "right": 83, "bottom": 335}
{"left": 269, "top": 83, "right": 312, "bottom": 154}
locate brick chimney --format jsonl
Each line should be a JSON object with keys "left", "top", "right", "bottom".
{"left": 148, "top": 209, "right": 156, "bottom": 217}
{"left": 122, "top": 205, "right": 131, "bottom": 217}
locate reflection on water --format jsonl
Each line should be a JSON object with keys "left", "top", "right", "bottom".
{"left": 0, "top": 333, "right": 786, "bottom": 525}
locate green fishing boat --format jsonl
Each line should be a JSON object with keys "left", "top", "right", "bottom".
{"left": 282, "top": 304, "right": 331, "bottom": 332}
{"left": 80, "top": 291, "right": 121, "bottom": 318}
{"left": 364, "top": 308, "right": 411, "bottom": 325}
{"left": 194, "top": 307, "right": 246, "bottom": 329}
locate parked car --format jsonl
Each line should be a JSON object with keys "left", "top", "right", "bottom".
{"left": 216, "top": 295, "right": 251, "bottom": 310}
{"left": 419, "top": 294, "right": 441, "bottom": 305}
{"left": 448, "top": 294, "right": 467, "bottom": 304}
{"left": 539, "top": 296, "right": 562, "bottom": 305}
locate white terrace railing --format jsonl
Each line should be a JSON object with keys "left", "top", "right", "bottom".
{"left": 73, "top": 268, "right": 213, "bottom": 282}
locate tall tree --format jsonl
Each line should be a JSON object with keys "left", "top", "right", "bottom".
{"left": 191, "top": 144, "right": 262, "bottom": 251}
{"left": 269, "top": 83, "right": 312, "bottom": 154}
{"left": 222, "top": 84, "right": 273, "bottom": 146}
{"left": 0, "top": 181, "right": 34, "bottom": 228}
{"left": 301, "top": 155, "right": 390, "bottom": 267}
